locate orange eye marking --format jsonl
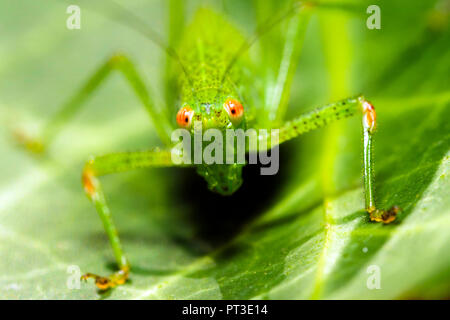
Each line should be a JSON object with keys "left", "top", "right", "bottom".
{"left": 224, "top": 98, "right": 244, "bottom": 121}
{"left": 176, "top": 106, "right": 194, "bottom": 128}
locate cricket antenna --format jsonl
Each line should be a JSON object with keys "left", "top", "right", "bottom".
{"left": 219, "top": 1, "right": 311, "bottom": 86}
{"left": 219, "top": 0, "right": 364, "bottom": 86}
{"left": 88, "top": 0, "right": 196, "bottom": 91}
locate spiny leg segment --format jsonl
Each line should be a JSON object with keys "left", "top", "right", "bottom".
{"left": 360, "top": 100, "right": 400, "bottom": 223}
{"left": 81, "top": 149, "right": 176, "bottom": 290}
{"left": 258, "top": 96, "right": 399, "bottom": 223}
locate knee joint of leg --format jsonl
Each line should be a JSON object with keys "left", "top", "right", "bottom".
{"left": 109, "top": 53, "right": 127, "bottom": 68}
{"left": 360, "top": 98, "right": 377, "bottom": 132}
{"left": 82, "top": 160, "right": 98, "bottom": 199}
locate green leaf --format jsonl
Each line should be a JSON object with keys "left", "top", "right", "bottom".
{"left": 0, "top": 0, "right": 448, "bottom": 299}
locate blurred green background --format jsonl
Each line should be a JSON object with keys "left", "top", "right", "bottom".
{"left": 0, "top": 0, "right": 449, "bottom": 299}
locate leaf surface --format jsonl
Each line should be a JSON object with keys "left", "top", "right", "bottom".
{"left": 0, "top": 0, "right": 448, "bottom": 299}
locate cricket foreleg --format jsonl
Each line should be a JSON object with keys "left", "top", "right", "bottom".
{"left": 271, "top": 96, "right": 399, "bottom": 223}
{"left": 80, "top": 149, "right": 175, "bottom": 290}
{"left": 15, "top": 54, "right": 173, "bottom": 152}
{"left": 359, "top": 100, "right": 400, "bottom": 223}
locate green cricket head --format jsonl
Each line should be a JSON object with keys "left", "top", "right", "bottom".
{"left": 175, "top": 92, "right": 246, "bottom": 195}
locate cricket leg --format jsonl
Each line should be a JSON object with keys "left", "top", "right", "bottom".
{"left": 259, "top": 95, "right": 399, "bottom": 223}
{"left": 359, "top": 100, "right": 400, "bottom": 223}
{"left": 15, "top": 54, "right": 173, "bottom": 152}
{"left": 80, "top": 149, "right": 177, "bottom": 290}
{"left": 164, "top": 0, "right": 185, "bottom": 109}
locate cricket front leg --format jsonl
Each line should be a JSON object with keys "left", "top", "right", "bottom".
{"left": 80, "top": 149, "right": 176, "bottom": 290}
{"left": 359, "top": 99, "right": 400, "bottom": 223}
{"left": 269, "top": 96, "right": 399, "bottom": 223}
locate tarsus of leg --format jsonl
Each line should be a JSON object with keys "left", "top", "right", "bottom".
{"left": 17, "top": 54, "right": 173, "bottom": 152}
{"left": 254, "top": 95, "right": 399, "bottom": 223}
{"left": 80, "top": 149, "right": 175, "bottom": 290}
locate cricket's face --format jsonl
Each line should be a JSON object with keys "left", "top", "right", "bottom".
{"left": 175, "top": 96, "right": 246, "bottom": 195}
{"left": 176, "top": 97, "right": 245, "bottom": 132}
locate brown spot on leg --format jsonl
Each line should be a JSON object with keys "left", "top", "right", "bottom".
{"left": 82, "top": 162, "right": 97, "bottom": 198}
{"left": 95, "top": 277, "right": 112, "bottom": 291}
{"left": 80, "top": 272, "right": 112, "bottom": 290}
{"left": 369, "top": 206, "right": 400, "bottom": 224}
{"left": 81, "top": 265, "right": 130, "bottom": 291}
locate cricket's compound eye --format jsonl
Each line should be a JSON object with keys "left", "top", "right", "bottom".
{"left": 224, "top": 98, "right": 244, "bottom": 124}
{"left": 176, "top": 106, "right": 194, "bottom": 128}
